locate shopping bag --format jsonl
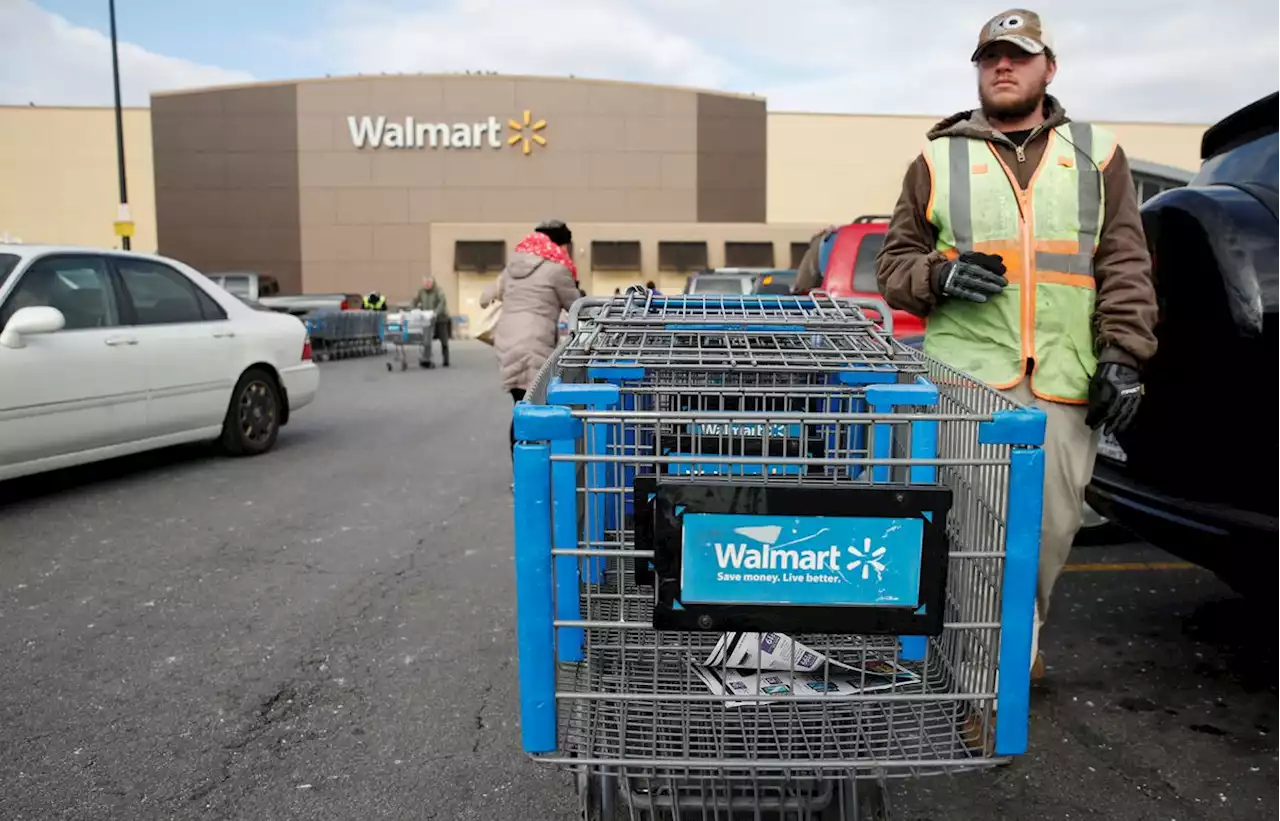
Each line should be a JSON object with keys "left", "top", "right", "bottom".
{"left": 472, "top": 300, "right": 501, "bottom": 346}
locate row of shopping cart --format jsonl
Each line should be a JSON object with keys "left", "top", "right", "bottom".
{"left": 304, "top": 310, "right": 385, "bottom": 362}
{"left": 509, "top": 292, "right": 1049, "bottom": 819}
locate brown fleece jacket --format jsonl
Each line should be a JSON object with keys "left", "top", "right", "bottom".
{"left": 875, "top": 96, "right": 1158, "bottom": 368}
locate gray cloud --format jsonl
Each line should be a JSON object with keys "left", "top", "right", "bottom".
{"left": 319, "top": 0, "right": 1277, "bottom": 123}
{"left": 0, "top": 1, "right": 252, "bottom": 107}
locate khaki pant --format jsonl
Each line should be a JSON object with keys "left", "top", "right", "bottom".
{"left": 1000, "top": 381, "right": 1100, "bottom": 662}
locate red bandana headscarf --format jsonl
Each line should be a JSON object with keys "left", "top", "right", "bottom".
{"left": 514, "top": 231, "right": 578, "bottom": 279}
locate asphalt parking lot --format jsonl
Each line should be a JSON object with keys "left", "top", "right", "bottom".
{"left": 0, "top": 344, "right": 1275, "bottom": 821}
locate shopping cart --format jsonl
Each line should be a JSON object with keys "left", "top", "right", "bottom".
{"left": 307, "top": 309, "right": 385, "bottom": 362}
{"left": 510, "top": 292, "right": 1047, "bottom": 820}
{"left": 384, "top": 309, "right": 435, "bottom": 371}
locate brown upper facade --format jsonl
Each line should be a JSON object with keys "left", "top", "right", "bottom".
{"left": 150, "top": 74, "right": 767, "bottom": 295}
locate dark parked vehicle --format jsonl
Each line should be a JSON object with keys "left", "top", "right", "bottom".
{"left": 1085, "top": 92, "right": 1278, "bottom": 600}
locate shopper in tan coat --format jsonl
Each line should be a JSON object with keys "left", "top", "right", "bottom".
{"left": 480, "top": 220, "right": 581, "bottom": 455}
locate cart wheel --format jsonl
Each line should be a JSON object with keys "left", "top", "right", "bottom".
{"left": 385, "top": 362, "right": 393, "bottom": 372}
{"left": 400, "top": 360, "right": 408, "bottom": 371}
{"left": 576, "top": 770, "right": 625, "bottom": 821}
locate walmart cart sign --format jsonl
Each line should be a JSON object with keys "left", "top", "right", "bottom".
{"left": 680, "top": 514, "right": 924, "bottom": 607}
{"left": 688, "top": 422, "right": 802, "bottom": 438}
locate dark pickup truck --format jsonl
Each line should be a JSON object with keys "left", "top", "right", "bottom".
{"left": 1085, "top": 91, "right": 1278, "bottom": 600}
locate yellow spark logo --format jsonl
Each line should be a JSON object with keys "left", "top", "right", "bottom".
{"left": 507, "top": 109, "right": 547, "bottom": 155}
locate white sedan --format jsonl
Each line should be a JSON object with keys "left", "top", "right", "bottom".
{"left": 0, "top": 245, "right": 319, "bottom": 482}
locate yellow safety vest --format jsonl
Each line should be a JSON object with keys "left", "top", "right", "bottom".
{"left": 922, "top": 123, "right": 1117, "bottom": 403}
{"left": 364, "top": 294, "right": 386, "bottom": 310}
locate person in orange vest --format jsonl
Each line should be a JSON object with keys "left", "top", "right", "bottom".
{"left": 876, "top": 9, "right": 1157, "bottom": 681}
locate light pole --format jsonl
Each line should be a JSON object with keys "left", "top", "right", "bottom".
{"left": 109, "top": 0, "right": 131, "bottom": 250}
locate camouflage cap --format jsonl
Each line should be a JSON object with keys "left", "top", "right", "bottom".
{"left": 972, "top": 9, "right": 1055, "bottom": 61}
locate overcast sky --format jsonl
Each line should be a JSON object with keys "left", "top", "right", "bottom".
{"left": 2, "top": 0, "right": 1276, "bottom": 123}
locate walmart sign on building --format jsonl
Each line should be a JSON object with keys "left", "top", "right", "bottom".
{"left": 347, "top": 112, "right": 547, "bottom": 154}
{"left": 348, "top": 115, "right": 503, "bottom": 149}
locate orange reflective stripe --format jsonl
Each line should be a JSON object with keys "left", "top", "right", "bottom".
{"left": 1031, "top": 386, "right": 1088, "bottom": 405}
{"left": 923, "top": 150, "right": 938, "bottom": 224}
{"left": 1036, "top": 271, "right": 1095, "bottom": 289}
{"left": 974, "top": 243, "right": 1026, "bottom": 276}
{"left": 972, "top": 239, "right": 1023, "bottom": 254}
{"left": 970, "top": 240, "right": 1023, "bottom": 275}
{"left": 1035, "top": 239, "right": 1081, "bottom": 254}
{"left": 988, "top": 374, "right": 1024, "bottom": 390}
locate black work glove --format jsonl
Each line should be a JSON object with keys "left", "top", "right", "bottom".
{"left": 931, "top": 252, "right": 1008, "bottom": 303}
{"left": 1085, "top": 362, "right": 1142, "bottom": 435}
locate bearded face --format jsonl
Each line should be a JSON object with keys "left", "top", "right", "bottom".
{"left": 976, "top": 42, "right": 1056, "bottom": 122}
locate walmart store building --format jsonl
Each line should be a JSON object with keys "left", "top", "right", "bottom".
{"left": 0, "top": 74, "right": 1205, "bottom": 327}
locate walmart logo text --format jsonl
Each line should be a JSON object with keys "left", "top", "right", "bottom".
{"left": 348, "top": 110, "right": 548, "bottom": 155}
{"left": 713, "top": 542, "right": 842, "bottom": 571}
{"left": 348, "top": 116, "right": 504, "bottom": 150}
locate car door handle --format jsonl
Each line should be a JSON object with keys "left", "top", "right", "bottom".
{"left": 104, "top": 336, "right": 138, "bottom": 346}
{"left": 213, "top": 331, "right": 237, "bottom": 339}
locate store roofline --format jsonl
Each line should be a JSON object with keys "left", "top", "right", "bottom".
{"left": 0, "top": 100, "right": 1211, "bottom": 128}
{"left": 0, "top": 104, "right": 150, "bottom": 111}
{"left": 147, "top": 72, "right": 766, "bottom": 102}
{"left": 0, "top": 72, "right": 1212, "bottom": 127}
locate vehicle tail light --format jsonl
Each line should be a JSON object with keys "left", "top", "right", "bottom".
{"left": 340, "top": 298, "right": 354, "bottom": 310}
{"left": 302, "top": 336, "right": 313, "bottom": 361}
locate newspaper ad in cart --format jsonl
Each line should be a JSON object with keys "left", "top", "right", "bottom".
{"left": 692, "top": 632, "right": 920, "bottom": 707}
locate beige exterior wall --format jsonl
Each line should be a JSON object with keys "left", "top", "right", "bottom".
{"left": 0, "top": 106, "right": 156, "bottom": 251}
{"left": 767, "top": 112, "right": 1208, "bottom": 224}
{"left": 0, "top": 95, "right": 1208, "bottom": 295}
{"left": 427, "top": 221, "right": 821, "bottom": 327}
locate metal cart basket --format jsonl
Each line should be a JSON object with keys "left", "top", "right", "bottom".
{"left": 511, "top": 293, "right": 1047, "bottom": 820}
{"left": 384, "top": 309, "right": 436, "bottom": 371}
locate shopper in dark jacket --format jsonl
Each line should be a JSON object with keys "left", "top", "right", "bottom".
{"left": 411, "top": 275, "right": 452, "bottom": 368}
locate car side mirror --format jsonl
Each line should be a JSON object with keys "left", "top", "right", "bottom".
{"left": 0, "top": 306, "right": 66, "bottom": 349}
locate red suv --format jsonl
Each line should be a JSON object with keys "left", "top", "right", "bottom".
{"left": 814, "top": 216, "right": 925, "bottom": 342}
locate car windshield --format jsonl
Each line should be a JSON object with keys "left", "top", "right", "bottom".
{"left": 691, "top": 277, "right": 747, "bottom": 294}
{"left": 0, "top": 254, "right": 19, "bottom": 291}
{"left": 1193, "top": 132, "right": 1278, "bottom": 190}
{"left": 221, "top": 276, "right": 252, "bottom": 297}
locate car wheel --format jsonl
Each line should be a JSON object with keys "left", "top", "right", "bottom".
{"left": 220, "top": 368, "right": 281, "bottom": 456}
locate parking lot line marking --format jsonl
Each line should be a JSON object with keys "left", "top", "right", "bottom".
{"left": 1062, "top": 561, "right": 1199, "bottom": 572}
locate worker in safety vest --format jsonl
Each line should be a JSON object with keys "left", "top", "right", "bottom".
{"left": 876, "top": 9, "right": 1158, "bottom": 680}
{"left": 362, "top": 292, "right": 387, "bottom": 311}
